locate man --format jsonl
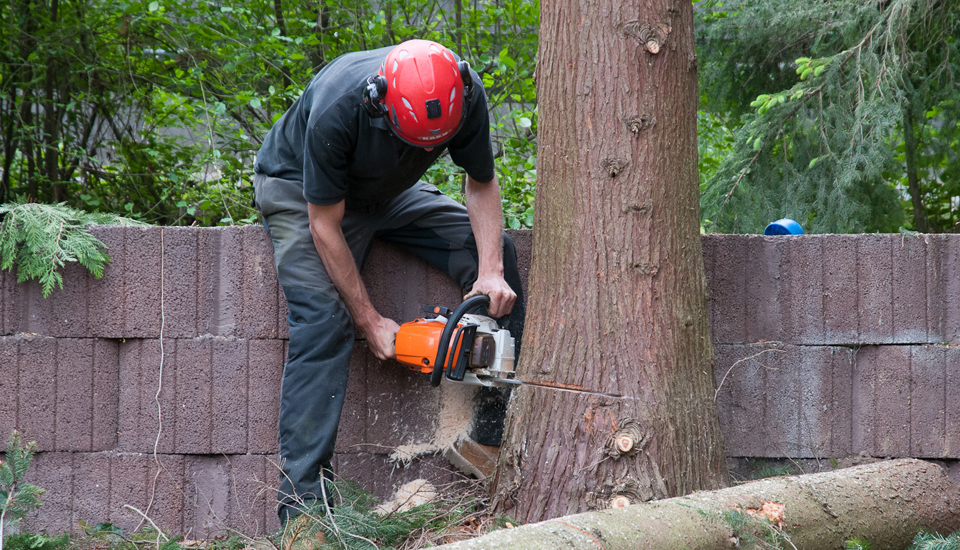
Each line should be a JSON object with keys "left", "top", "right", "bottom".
{"left": 253, "top": 39, "right": 525, "bottom": 523}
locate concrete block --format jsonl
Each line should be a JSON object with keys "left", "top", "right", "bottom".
{"left": 159, "top": 227, "right": 200, "bottom": 338}
{"left": 892, "top": 234, "right": 928, "bottom": 343}
{"left": 197, "top": 228, "right": 226, "bottom": 336}
{"left": 857, "top": 235, "right": 893, "bottom": 344}
{"left": 109, "top": 452, "right": 151, "bottom": 533}
{"left": 852, "top": 345, "right": 878, "bottom": 455}
{"left": 0, "top": 337, "right": 19, "bottom": 443}
{"left": 22, "top": 452, "right": 74, "bottom": 535}
{"left": 829, "top": 347, "right": 854, "bottom": 456}
{"left": 911, "top": 345, "right": 946, "bottom": 457}
{"left": 92, "top": 338, "right": 120, "bottom": 451}
{"left": 822, "top": 235, "right": 859, "bottom": 345}
{"left": 17, "top": 335, "right": 57, "bottom": 450}
{"left": 211, "top": 337, "right": 248, "bottom": 454}
{"left": 152, "top": 454, "right": 188, "bottom": 534}
{"left": 118, "top": 339, "right": 176, "bottom": 453}
{"left": 363, "top": 242, "right": 429, "bottom": 325}
{"left": 175, "top": 338, "right": 213, "bottom": 453}
{"left": 214, "top": 228, "right": 244, "bottom": 337}
{"left": 364, "top": 343, "right": 441, "bottom": 450}
{"left": 873, "top": 346, "right": 911, "bottom": 456}
{"left": 72, "top": 452, "right": 113, "bottom": 528}
{"left": 247, "top": 339, "right": 283, "bottom": 453}
{"left": 714, "top": 344, "right": 764, "bottom": 456}
{"left": 334, "top": 350, "right": 370, "bottom": 454}
{"left": 242, "top": 226, "right": 280, "bottom": 339}
{"left": 784, "top": 237, "right": 824, "bottom": 344}
{"left": 88, "top": 226, "right": 127, "bottom": 338}
{"left": 744, "top": 236, "right": 784, "bottom": 343}
{"left": 762, "top": 343, "right": 800, "bottom": 457}
{"left": 935, "top": 235, "right": 960, "bottom": 343}
{"left": 21, "top": 261, "right": 93, "bottom": 338}
{"left": 124, "top": 226, "right": 163, "bottom": 337}
{"left": 54, "top": 339, "right": 94, "bottom": 451}
{"left": 946, "top": 347, "right": 960, "bottom": 457}
{"left": 1, "top": 265, "right": 22, "bottom": 336}
{"left": 797, "top": 346, "right": 833, "bottom": 458}
{"left": 183, "top": 455, "right": 232, "bottom": 539}
{"left": 230, "top": 454, "right": 275, "bottom": 535}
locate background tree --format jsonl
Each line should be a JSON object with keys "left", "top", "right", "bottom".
{"left": 0, "top": 0, "right": 538, "bottom": 228}
{"left": 697, "top": 0, "right": 960, "bottom": 234}
{"left": 491, "top": 0, "right": 729, "bottom": 523}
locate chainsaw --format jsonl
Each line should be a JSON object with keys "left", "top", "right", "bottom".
{"left": 395, "top": 295, "right": 518, "bottom": 387}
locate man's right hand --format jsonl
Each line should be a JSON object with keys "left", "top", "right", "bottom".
{"left": 359, "top": 314, "right": 401, "bottom": 361}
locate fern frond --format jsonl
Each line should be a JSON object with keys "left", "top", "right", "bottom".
{"left": 0, "top": 198, "right": 148, "bottom": 298}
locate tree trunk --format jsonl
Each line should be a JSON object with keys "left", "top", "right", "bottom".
{"left": 491, "top": 0, "right": 728, "bottom": 523}
{"left": 903, "top": 99, "right": 929, "bottom": 232}
{"left": 448, "top": 459, "right": 960, "bottom": 550}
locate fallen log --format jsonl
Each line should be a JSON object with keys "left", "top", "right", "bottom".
{"left": 437, "top": 459, "right": 960, "bottom": 550}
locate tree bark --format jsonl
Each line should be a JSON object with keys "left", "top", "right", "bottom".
{"left": 903, "top": 99, "right": 929, "bottom": 232}
{"left": 491, "top": 0, "right": 728, "bottom": 523}
{"left": 448, "top": 460, "right": 960, "bottom": 550}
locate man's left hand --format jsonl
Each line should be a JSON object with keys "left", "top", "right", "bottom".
{"left": 465, "top": 274, "right": 516, "bottom": 318}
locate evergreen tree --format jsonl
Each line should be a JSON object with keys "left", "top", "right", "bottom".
{"left": 697, "top": 0, "right": 959, "bottom": 234}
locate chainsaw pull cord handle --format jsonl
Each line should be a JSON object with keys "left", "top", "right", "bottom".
{"left": 430, "top": 294, "right": 491, "bottom": 387}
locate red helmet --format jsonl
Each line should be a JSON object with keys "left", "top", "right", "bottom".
{"left": 376, "top": 40, "right": 472, "bottom": 147}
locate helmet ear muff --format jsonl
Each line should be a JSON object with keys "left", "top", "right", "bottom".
{"left": 458, "top": 61, "right": 475, "bottom": 102}
{"left": 362, "top": 75, "right": 388, "bottom": 118}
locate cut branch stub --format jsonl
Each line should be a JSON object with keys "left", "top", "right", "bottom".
{"left": 607, "top": 419, "right": 645, "bottom": 458}
{"left": 623, "top": 20, "right": 672, "bottom": 54}
{"left": 624, "top": 114, "right": 657, "bottom": 134}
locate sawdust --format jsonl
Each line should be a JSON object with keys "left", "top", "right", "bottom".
{"left": 374, "top": 479, "right": 439, "bottom": 515}
{"left": 389, "top": 383, "right": 474, "bottom": 464}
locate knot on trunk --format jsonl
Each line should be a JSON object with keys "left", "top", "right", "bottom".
{"left": 624, "top": 114, "right": 657, "bottom": 134}
{"left": 601, "top": 157, "right": 629, "bottom": 178}
{"left": 623, "top": 20, "right": 672, "bottom": 54}
{"left": 586, "top": 476, "right": 650, "bottom": 510}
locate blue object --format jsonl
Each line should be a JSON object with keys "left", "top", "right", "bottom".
{"left": 764, "top": 219, "right": 805, "bottom": 235}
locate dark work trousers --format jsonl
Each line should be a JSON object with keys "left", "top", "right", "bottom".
{"left": 253, "top": 173, "right": 525, "bottom": 524}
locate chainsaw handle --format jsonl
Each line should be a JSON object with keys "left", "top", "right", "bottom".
{"left": 430, "top": 295, "right": 490, "bottom": 386}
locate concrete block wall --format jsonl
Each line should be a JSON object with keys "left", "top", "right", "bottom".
{"left": 1, "top": 228, "right": 957, "bottom": 536}
{"left": 705, "top": 233, "right": 960, "bottom": 460}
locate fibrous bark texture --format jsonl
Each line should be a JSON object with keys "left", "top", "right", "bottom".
{"left": 455, "top": 459, "right": 960, "bottom": 549}
{"left": 490, "top": 0, "right": 728, "bottom": 522}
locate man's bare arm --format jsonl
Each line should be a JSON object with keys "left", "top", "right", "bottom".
{"left": 308, "top": 201, "right": 400, "bottom": 360}
{"left": 463, "top": 174, "right": 516, "bottom": 317}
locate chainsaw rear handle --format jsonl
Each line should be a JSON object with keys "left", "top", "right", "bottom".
{"left": 430, "top": 294, "right": 490, "bottom": 386}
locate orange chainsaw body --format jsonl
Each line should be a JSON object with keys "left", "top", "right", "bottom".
{"left": 395, "top": 318, "right": 461, "bottom": 373}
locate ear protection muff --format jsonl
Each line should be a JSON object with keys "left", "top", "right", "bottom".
{"left": 458, "top": 61, "right": 475, "bottom": 102}
{"left": 362, "top": 75, "right": 388, "bottom": 118}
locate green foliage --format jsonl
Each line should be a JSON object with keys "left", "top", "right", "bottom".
{"left": 1, "top": 533, "right": 69, "bottom": 550}
{"left": 0, "top": 0, "right": 539, "bottom": 228}
{"left": 845, "top": 538, "right": 871, "bottom": 550}
{"left": 277, "top": 479, "right": 484, "bottom": 550}
{"left": 0, "top": 432, "right": 45, "bottom": 550}
{"left": 909, "top": 531, "right": 960, "bottom": 550}
{"left": 697, "top": 0, "right": 960, "bottom": 233}
{"left": 0, "top": 198, "right": 146, "bottom": 298}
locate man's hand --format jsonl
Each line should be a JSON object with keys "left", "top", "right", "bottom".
{"left": 465, "top": 274, "right": 516, "bottom": 318}
{"left": 360, "top": 314, "right": 402, "bottom": 361}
